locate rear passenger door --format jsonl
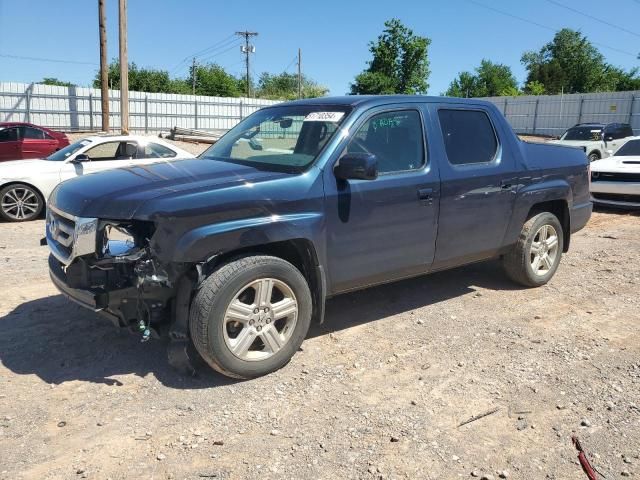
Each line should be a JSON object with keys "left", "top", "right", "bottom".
{"left": 430, "top": 105, "right": 517, "bottom": 269}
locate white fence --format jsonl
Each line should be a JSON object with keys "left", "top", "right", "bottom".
{"left": 481, "top": 90, "right": 640, "bottom": 137}
{"left": 0, "top": 82, "right": 280, "bottom": 133}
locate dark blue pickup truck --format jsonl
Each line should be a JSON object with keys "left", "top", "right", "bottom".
{"left": 46, "top": 95, "right": 592, "bottom": 378}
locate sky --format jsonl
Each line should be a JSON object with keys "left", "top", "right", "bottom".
{"left": 0, "top": 0, "right": 639, "bottom": 96}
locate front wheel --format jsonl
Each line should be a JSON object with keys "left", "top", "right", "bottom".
{"left": 503, "top": 212, "right": 564, "bottom": 287}
{"left": 189, "top": 255, "right": 312, "bottom": 379}
{"left": 0, "top": 183, "right": 44, "bottom": 222}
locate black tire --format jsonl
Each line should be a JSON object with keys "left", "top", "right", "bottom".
{"left": 189, "top": 255, "right": 312, "bottom": 379}
{"left": 0, "top": 183, "right": 44, "bottom": 222}
{"left": 588, "top": 151, "right": 600, "bottom": 163}
{"left": 503, "top": 212, "right": 564, "bottom": 287}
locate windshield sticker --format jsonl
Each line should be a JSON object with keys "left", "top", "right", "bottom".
{"left": 304, "top": 111, "right": 345, "bottom": 122}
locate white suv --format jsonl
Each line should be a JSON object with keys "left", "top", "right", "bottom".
{"left": 550, "top": 123, "right": 635, "bottom": 162}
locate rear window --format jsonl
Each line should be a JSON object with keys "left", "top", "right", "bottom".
{"left": 562, "top": 126, "right": 603, "bottom": 141}
{"left": 437, "top": 109, "right": 498, "bottom": 165}
{"left": 615, "top": 139, "right": 640, "bottom": 156}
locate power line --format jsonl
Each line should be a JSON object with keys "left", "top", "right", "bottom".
{"left": 197, "top": 40, "right": 242, "bottom": 63}
{"left": 0, "top": 53, "right": 97, "bottom": 65}
{"left": 463, "top": 0, "right": 639, "bottom": 58}
{"left": 168, "top": 34, "right": 239, "bottom": 74}
{"left": 544, "top": 0, "right": 640, "bottom": 39}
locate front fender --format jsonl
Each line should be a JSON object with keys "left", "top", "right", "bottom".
{"left": 169, "top": 212, "right": 324, "bottom": 264}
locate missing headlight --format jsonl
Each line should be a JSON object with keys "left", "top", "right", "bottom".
{"left": 99, "top": 220, "right": 155, "bottom": 259}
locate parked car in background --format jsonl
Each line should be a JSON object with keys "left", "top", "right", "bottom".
{"left": 550, "top": 123, "right": 634, "bottom": 162}
{"left": 45, "top": 95, "right": 591, "bottom": 379}
{"left": 591, "top": 137, "right": 640, "bottom": 208}
{"left": 0, "top": 135, "right": 193, "bottom": 221}
{"left": 0, "top": 122, "right": 69, "bottom": 161}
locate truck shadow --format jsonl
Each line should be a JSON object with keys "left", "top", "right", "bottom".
{"left": 311, "top": 259, "right": 519, "bottom": 338}
{"left": 0, "top": 260, "right": 520, "bottom": 389}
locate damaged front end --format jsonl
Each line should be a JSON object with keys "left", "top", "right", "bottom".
{"left": 46, "top": 206, "right": 193, "bottom": 344}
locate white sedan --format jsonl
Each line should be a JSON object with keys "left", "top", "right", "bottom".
{"left": 0, "top": 135, "right": 193, "bottom": 221}
{"left": 590, "top": 137, "right": 640, "bottom": 208}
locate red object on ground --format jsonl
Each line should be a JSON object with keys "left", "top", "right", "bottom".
{"left": 572, "top": 436, "right": 598, "bottom": 480}
{"left": 0, "top": 122, "right": 69, "bottom": 161}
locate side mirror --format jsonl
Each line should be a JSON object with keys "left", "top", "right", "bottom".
{"left": 334, "top": 153, "right": 378, "bottom": 181}
{"left": 71, "top": 153, "right": 89, "bottom": 163}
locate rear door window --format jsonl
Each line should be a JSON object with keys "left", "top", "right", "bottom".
{"left": 437, "top": 109, "right": 498, "bottom": 165}
{"left": 21, "top": 126, "right": 45, "bottom": 140}
{"left": 143, "top": 143, "right": 177, "bottom": 158}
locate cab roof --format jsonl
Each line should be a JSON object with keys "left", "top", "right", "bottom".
{"left": 276, "top": 95, "right": 496, "bottom": 109}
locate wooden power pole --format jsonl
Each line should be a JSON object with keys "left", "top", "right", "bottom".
{"left": 192, "top": 57, "right": 197, "bottom": 95}
{"left": 297, "top": 48, "right": 302, "bottom": 99}
{"left": 236, "top": 31, "right": 258, "bottom": 97}
{"left": 118, "top": 0, "right": 129, "bottom": 134}
{"left": 98, "top": 0, "right": 109, "bottom": 132}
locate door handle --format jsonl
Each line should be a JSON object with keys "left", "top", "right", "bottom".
{"left": 417, "top": 188, "right": 433, "bottom": 201}
{"left": 500, "top": 180, "right": 514, "bottom": 190}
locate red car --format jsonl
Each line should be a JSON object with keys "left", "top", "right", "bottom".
{"left": 0, "top": 122, "right": 70, "bottom": 161}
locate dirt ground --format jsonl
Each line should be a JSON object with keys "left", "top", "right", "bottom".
{"left": 0, "top": 206, "right": 639, "bottom": 480}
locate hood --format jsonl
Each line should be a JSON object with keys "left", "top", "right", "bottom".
{"left": 49, "top": 158, "right": 294, "bottom": 219}
{"left": 0, "top": 158, "right": 59, "bottom": 178}
{"left": 591, "top": 155, "right": 640, "bottom": 173}
{"left": 548, "top": 139, "right": 598, "bottom": 147}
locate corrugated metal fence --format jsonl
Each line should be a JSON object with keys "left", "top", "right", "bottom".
{"left": 0, "top": 82, "right": 280, "bottom": 133}
{"left": 481, "top": 90, "right": 640, "bottom": 136}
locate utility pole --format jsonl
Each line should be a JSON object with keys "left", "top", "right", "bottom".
{"left": 236, "top": 31, "right": 258, "bottom": 97}
{"left": 191, "top": 57, "right": 197, "bottom": 95}
{"left": 118, "top": 0, "right": 129, "bottom": 135}
{"left": 98, "top": 0, "right": 109, "bottom": 132}
{"left": 297, "top": 48, "right": 302, "bottom": 99}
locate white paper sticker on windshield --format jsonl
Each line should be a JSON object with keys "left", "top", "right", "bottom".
{"left": 304, "top": 111, "right": 345, "bottom": 122}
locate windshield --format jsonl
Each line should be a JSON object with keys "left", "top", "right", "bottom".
{"left": 199, "top": 105, "right": 351, "bottom": 172}
{"left": 615, "top": 139, "right": 640, "bottom": 156}
{"left": 561, "top": 126, "right": 603, "bottom": 141}
{"left": 46, "top": 139, "right": 92, "bottom": 161}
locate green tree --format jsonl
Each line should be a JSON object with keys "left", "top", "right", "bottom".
{"left": 524, "top": 80, "right": 546, "bottom": 95}
{"left": 190, "top": 63, "right": 243, "bottom": 97}
{"left": 256, "top": 72, "right": 329, "bottom": 100}
{"left": 521, "top": 29, "right": 610, "bottom": 94}
{"left": 41, "top": 77, "right": 75, "bottom": 87}
{"left": 93, "top": 60, "right": 176, "bottom": 93}
{"left": 350, "top": 18, "right": 431, "bottom": 95}
{"left": 445, "top": 60, "right": 519, "bottom": 97}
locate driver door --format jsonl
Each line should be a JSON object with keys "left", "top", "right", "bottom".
{"left": 60, "top": 140, "right": 139, "bottom": 182}
{"left": 323, "top": 106, "right": 440, "bottom": 294}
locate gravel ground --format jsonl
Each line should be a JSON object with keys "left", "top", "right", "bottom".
{"left": 0, "top": 208, "right": 638, "bottom": 479}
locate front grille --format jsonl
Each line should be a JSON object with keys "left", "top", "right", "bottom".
{"left": 592, "top": 193, "right": 640, "bottom": 203}
{"left": 46, "top": 205, "right": 98, "bottom": 265}
{"left": 591, "top": 171, "right": 640, "bottom": 182}
{"left": 47, "top": 208, "right": 75, "bottom": 260}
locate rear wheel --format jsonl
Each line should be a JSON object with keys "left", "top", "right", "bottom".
{"left": 503, "top": 212, "right": 563, "bottom": 287}
{"left": 588, "top": 151, "right": 600, "bottom": 162}
{"left": 0, "top": 183, "right": 44, "bottom": 222}
{"left": 189, "top": 255, "right": 312, "bottom": 379}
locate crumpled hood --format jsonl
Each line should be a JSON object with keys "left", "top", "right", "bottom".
{"left": 591, "top": 155, "right": 640, "bottom": 173}
{"left": 49, "top": 158, "right": 292, "bottom": 219}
